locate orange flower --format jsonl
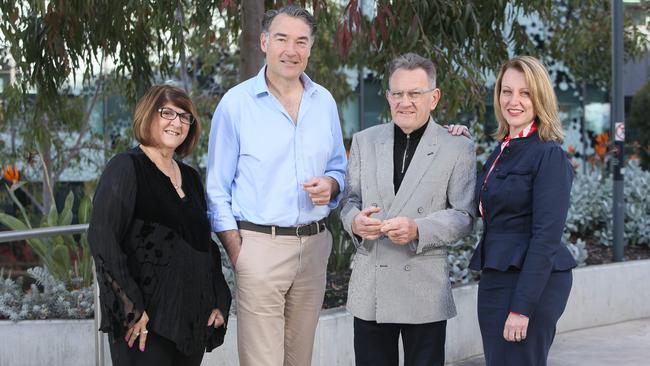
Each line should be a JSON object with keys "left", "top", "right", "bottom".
{"left": 3, "top": 164, "right": 20, "bottom": 184}
{"left": 594, "top": 132, "right": 609, "bottom": 161}
{"left": 567, "top": 144, "right": 576, "bottom": 156}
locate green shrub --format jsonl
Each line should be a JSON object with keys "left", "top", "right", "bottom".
{"left": 0, "top": 190, "right": 93, "bottom": 289}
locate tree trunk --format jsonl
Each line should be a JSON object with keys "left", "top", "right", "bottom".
{"left": 39, "top": 117, "right": 54, "bottom": 214}
{"left": 239, "top": 0, "right": 265, "bottom": 82}
{"left": 176, "top": 5, "right": 190, "bottom": 92}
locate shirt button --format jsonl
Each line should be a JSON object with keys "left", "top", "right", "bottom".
{"left": 404, "top": 265, "right": 411, "bottom": 271}
{"left": 417, "top": 207, "right": 424, "bottom": 214}
{"left": 495, "top": 168, "right": 500, "bottom": 172}
{"left": 371, "top": 203, "right": 378, "bottom": 207}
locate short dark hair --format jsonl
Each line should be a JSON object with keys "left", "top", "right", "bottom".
{"left": 389, "top": 53, "right": 437, "bottom": 88}
{"left": 262, "top": 4, "right": 317, "bottom": 37}
{"left": 132, "top": 85, "right": 201, "bottom": 158}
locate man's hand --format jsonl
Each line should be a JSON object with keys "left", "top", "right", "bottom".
{"left": 207, "top": 308, "right": 225, "bottom": 329}
{"left": 125, "top": 311, "right": 149, "bottom": 352}
{"left": 380, "top": 217, "right": 418, "bottom": 245}
{"left": 443, "top": 124, "right": 472, "bottom": 138}
{"left": 352, "top": 206, "right": 383, "bottom": 240}
{"left": 217, "top": 230, "right": 242, "bottom": 267}
{"left": 303, "top": 176, "right": 339, "bottom": 206}
{"left": 503, "top": 312, "right": 529, "bottom": 342}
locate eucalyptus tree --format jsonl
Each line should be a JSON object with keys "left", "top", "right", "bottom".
{"left": 0, "top": 0, "right": 231, "bottom": 212}
{"left": 335, "top": 0, "right": 648, "bottom": 121}
{"left": 0, "top": 0, "right": 646, "bottom": 215}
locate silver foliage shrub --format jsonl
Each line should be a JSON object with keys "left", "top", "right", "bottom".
{"left": 621, "top": 161, "right": 650, "bottom": 246}
{"left": 448, "top": 222, "right": 482, "bottom": 285}
{"left": 447, "top": 160, "right": 650, "bottom": 281}
{"left": 0, "top": 267, "right": 94, "bottom": 321}
{"left": 565, "top": 161, "right": 650, "bottom": 248}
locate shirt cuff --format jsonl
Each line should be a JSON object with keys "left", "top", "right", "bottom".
{"left": 325, "top": 172, "right": 345, "bottom": 208}
{"left": 209, "top": 212, "right": 238, "bottom": 233}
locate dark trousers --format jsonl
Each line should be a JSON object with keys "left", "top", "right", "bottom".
{"left": 109, "top": 331, "right": 204, "bottom": 366}
{"left": 354, "top": 317, "right": 447, "bottom": 366}
{"left": 478, "top": 269, "right": 573, "bottom": 366}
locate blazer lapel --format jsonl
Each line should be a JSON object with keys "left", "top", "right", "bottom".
{"left": 375, "top": 124, "right": 395, "bottom": 214}
{"left": 388, "top": 119, "right": 440, "bottom": 218}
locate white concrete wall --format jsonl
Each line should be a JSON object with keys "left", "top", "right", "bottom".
{"left": 2, "top": 260, "right": 649, "bottom": 366}
{"left": 557, "top": 260, "right": 650, "bottom": 332}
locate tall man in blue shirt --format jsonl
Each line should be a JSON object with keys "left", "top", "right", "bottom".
{"left": 206, "top": 5, "right": 347, "bottom": 366}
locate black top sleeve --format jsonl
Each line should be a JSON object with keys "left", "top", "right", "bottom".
{"left": 87, "top": 153, "right": 144, "bottom": 337}
{"left": 187, "top": 166, "right": 233, "bottom": 350}
{"left": 208, "top": 238, "right": 232, "bottom": 350}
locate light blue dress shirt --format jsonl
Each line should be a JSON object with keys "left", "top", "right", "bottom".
{"left": 206, "top": 66, "right": 347, "bottom": 232}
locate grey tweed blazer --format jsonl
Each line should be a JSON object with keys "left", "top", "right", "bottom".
{"left": 340, "top": 119, "right": 476, "bottom": 324}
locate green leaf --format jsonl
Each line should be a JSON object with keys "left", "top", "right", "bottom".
{"left": 47, "top": 203, "right": 58, "bottom": 227}
{"left": 51, "top": 243, "right": 72, "bottom": 282}
{"left": 52, "top": 235, "right": 65, "bottom": 248}
{"left": 59, "top": 210, "right": 73, "bottom": 226}
{"left": 78, "top": 195, "right": 92, "bottom": 224}
{"left": 26, "top": 238, "right": 50, "bottom": 266}
{"left": 0, "top": 212, "right": 30, "bottom": 231}
{"left": 59, "top": 191, "right": 74, "bottom": 226}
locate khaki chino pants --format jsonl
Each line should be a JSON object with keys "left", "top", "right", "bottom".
{"left": 235, "top": 228, "right": 332, "bottom": 366}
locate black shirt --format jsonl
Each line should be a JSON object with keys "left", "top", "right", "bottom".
{"left": 393, "top": 121, "right": 429, "bottom": 193}
{"left": 87, "top": 147, "right": 231, "bottom": 355}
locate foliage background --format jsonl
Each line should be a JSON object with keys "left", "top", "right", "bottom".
{"left": 0, "top": 0, "right": 649, "bottom": 318}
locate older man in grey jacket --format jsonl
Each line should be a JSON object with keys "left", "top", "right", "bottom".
{"left": 340, "top": 53, "right": 476, "bottom": 366}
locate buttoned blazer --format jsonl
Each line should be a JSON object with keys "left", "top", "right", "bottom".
{"left": 469, "top": 132, "right": 577, "bottom": 316}
{"left": 340, "top": 120, "right": 477, "bottom": 324}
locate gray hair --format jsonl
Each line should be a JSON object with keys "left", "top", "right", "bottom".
{"left": 261, "top": 4, "right": 317, "bottom": 38}
{"left": 389, "top": 53, "right": 437, "bottom": 88}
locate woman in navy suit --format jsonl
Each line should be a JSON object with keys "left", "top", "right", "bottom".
{"left": 469, "top": 56, "right": 577, "bottom": 366}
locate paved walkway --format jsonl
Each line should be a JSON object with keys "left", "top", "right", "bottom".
{"left": 449, "top": 318, "right": 650, "bottom": 366}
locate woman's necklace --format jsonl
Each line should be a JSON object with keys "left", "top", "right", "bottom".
{"left": 141, "top": 145, "right": 181, "bottom": 190}
{"left": 170, "top": 160, "right": 181, "bottom": 190}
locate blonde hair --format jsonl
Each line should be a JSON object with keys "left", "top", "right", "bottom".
{"left": 132, "top": 85, "right": 201, "bottom": 158}
{"left": 493, "top": 56, "right": 564, "bottom": 142}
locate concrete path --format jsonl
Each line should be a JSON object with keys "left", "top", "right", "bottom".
{"left": 449, "top": 317, "right": 650, "bottom": 366}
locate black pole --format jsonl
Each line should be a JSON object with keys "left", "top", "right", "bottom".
{"left": 611, "top": 0, "right": 625, "bottom": 262}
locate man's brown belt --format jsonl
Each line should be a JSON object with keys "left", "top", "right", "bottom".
{"left": 237, "top": 219, "right": 326, "bottom": 237}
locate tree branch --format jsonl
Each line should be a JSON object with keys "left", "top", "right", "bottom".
{"left": 53, "top": 55, "right": 105, "bottom": 183}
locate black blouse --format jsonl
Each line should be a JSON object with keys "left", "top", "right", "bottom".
{"left": 88, "top": 146, "right": 232, "bottom": 355}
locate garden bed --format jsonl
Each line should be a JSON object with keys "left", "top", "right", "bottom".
{"left": 585, "top": 240, "right": 650, "bottom": 264}
{"left": 323, "top": 241, "right": 650, "bottom": 310}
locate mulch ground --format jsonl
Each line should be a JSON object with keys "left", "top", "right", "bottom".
{"left": 585, "top": 240, "right": 650, "bottom": 265}
{"left": 323, "top": 241, "right": 650, "bottom": 309}
{"left": 323, "top": 269, "right": 352, "bottom": 309}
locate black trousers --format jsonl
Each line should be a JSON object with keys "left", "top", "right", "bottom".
{"left": 478, "top": 269, "right": 572, "bottom": 366}
{"left": 354, "top": 317, "right": 447, "bottom": 366}
{"left": 109, "top": 331, "right": 204, "bottom": 366}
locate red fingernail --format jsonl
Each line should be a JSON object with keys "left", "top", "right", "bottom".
{"left": 128, "top": 343, "right": 132, "bottom": 348}
{"left": 140, "top": 346, "right": 145, "bottom": 352}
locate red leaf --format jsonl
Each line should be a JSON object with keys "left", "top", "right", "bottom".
{"left": 381, "top": 3, "right": 396, "bottom": 25}
{"left": 370, "top": 24, "right": 377, "bottom": 47}
{"left": 335, "top": 24, "right": 348, "bottom": 57}
{"left": 377, "top": 13, "right": 388, "bottom": 41}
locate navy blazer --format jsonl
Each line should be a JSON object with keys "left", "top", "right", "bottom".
{"left": 469, "top": 132, "right": 577, "bottom": 316}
